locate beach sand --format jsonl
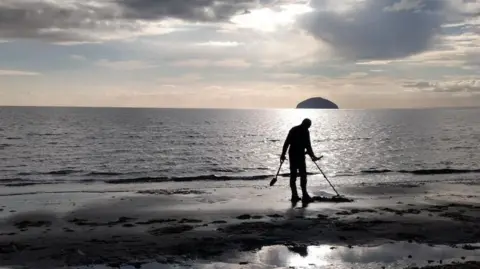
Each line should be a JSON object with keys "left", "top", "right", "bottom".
{"left": 0, "top": 179, "right": 479, "bottom": 269}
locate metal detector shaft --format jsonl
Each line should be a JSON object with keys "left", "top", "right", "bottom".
{"left": 276, "top": 160, "right": 284, "bottom": 177}
{"left": 312, "top": 159, "right": 340, "bottom": 196}
{"left": 269, "top": 160, "right": 284, "bottom": 186}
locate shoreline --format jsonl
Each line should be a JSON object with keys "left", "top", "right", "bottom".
{"left": 0, "top": 180, "right": 479, "bottom": 268}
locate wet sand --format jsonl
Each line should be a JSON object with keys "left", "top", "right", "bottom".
{"left": 0, "top": 180, "right": 479, "bottom": 268}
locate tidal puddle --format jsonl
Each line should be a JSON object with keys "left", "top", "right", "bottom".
{"left": 242, "top": 242, "right": 480, "bottom": 269}
{"left": 59, "top": 242, "right": 480, "bottom": 269}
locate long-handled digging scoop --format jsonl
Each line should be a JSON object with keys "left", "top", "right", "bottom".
{"left": 269, "top": 160, "right": 284, "bottom": 186}
{"left": 311, "top": 158, "right": 342, "bottom": 197}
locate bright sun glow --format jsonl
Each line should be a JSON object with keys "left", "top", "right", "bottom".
{"left": 255, "top": 245, "right": 334, "bottom": 267}
{"left": 288, "top": 246, "right": 333, "bottom": 267}
{"left": 231, "top": 4, "right": 313, "bottom": 32}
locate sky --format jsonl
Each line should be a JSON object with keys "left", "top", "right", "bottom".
{"left": 0, "top": 0, "right": 479, "bottom": 109}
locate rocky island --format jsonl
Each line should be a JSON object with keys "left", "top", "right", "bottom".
{"left": 296, "top": 97, "right": 339, "bottom": 109}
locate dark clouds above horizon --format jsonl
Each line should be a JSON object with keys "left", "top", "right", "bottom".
{"left": 120, "top": 0, "right": 255, "bottom": 21}
{"left": 299, "top": 0, "right": 448, "bottom": 60}
{"left": 0, "top": 0, "right": 265, "bottom": 42}
{"left": 1, "top": 1, "right": 242, "bottom": 41}
{"left": 0, "top": 0, "right": 478, "bottom": 59}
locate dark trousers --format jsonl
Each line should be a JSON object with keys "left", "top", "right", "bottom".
{"left": 289, "top": 155, "right": 308, "bottom": 198}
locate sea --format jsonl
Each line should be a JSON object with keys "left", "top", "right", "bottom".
{"left": 1, "top": 106, "right": 479, "bottom": 188}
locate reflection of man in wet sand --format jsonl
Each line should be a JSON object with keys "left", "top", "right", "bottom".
{"left": 281, "top": 118, "right": 321, "bottom": 203}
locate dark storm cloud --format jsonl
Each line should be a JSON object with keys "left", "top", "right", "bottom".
{"left": 118, "top": 0, "right": 299, "bottom": 21}
{"left": 119, "top": 0, "right": 255, "bottom": 21}
{"left": 299, "top": 0, "right": 452, "bottom": 60}
{"left": 0, "top": 1, "right": 121, "bottom": 41}
{"left": 0, "top": 0, "right": 270, "bottom": 42}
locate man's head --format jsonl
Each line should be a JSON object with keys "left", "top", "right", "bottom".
{"left": 301, "top": 118, "right": 312, "bottom": 129}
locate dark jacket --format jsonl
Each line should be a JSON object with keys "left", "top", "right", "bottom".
{"left": 282, "top": 125, "right": 315, "bottom": 159}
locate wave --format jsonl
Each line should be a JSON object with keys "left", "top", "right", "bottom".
{"left": 314, "top": 137, "right": 371, "bottom": 142}
{"left": 0, "top": 178, "right": 24, "bottom": 183}
{"left": 5, "top": 171, "right": 321, "bottom": 186}
{"left": 361, "top": 168, "right": 480, "bottom": 175}
{"left": 0, "top": 178, "right": 63, "bottom": 187}
{"left": 104, "top": 172, "right": 321, "bottom": 184}
{"left": 17, "top": 169, "right": 83, "bottom": 176}
{"left": 210, "top": 167, "right": 271, "bottom": 173}
{"left": 11, "top": 167, "right": 478, "bottom": 186}
{"left": 210, "top": 168, "right": 247, "bottom": 173}
{"left": 17, "top": 170, "right": 121, "bottom": 176}
{"left": 361, "top": 169, "right": 393, "bottom": 174}
{"left": 105, "top": 174, "right": 272, "bottom": 184}
{"left": 5, "top": 168, "right": 479, "bottom": 187}
{"left": 401, "top": 169, "right": 480, "bottom": 175}
{"left": 0, "top": 143, "right": 12, "bottom": 149}
{"left": 0, "top": 190, "right": 129, "bottom": 197}
{"left": 87, "top": 172, "right": 124, "bottom": 176}
{"left": 26, "top": 132, "right": 65, "bottom": 137}
{"left": 47, "top": 169, "right": 82, "bottom": 175}
{"left": 6, "top": 182, "right": 40, "bottom": 187}
{"left": 279, "top": 172, "right": 318, "bottom": 177}
{"left": 17, "top": 172, "right": 34, "bottom": 176}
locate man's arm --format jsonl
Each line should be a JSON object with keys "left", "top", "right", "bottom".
{"left": 280, "top": 130, "right": 291, "bottom": 161}
{"left": 305, "top": 131, "right": 316, "bottom": 159}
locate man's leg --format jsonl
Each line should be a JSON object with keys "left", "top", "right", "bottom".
{"left": 289, "top": 160, "right": 299, "bottom": 200}
{"left": 299, "top": 159, "right": 311, "bottom": 199}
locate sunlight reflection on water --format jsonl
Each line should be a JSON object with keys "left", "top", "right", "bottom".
{"left": 247, "top": 242, "right": 480, "bottom": 269}
{"left": 61, "top": 242, "right": 480, "bottom": 269}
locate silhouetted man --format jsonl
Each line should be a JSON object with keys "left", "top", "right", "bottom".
{"left": 281, "top": 118, "right": 321, "bottom": 202}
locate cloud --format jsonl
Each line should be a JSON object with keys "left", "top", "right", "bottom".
{"left": 384, "top": 0, "right": 426, "bottom": 12}
{"left": 95, "top": 59, "right": 158, "bottom": 70}
{"left": 269, "top": 73, "right": 304, "bottom": 80}
{"left": 213, "top": 59, "right": 251, "bottom": 68}
{"left": 171, "top": 58, "right": 251, "bottom": 68}
{"left": 403, "top": 79, "right": 480, "bottom": 93}
{"left": 0, "top": 0, "right": 274, "bottom": 42}
{"left": 0, "top": 0, "right": 117, "bottom": 42}
{"left": 157, "top": 73, "right": 204, "bottom": 84}
{"left": 71, "top": 55, "right": 87, "bottom": 61}
{"left": 356, "top": 60, "right": 394, "bottom": 66}
{"left": 140, "top": 25, "right": 324, "bottom": 71}
{"left": 298, "top": 0, "right": 476, "bottom": 60}
{"left": 403, "top": 81, "right": 435, "bottom": 89}
{"left": 171, "top": 59, "right": 210, "bottom": 68}
{"left": 119, "top": 0, "right": 258, "bottom": 22}
{"left": 0, "top": 69, "right": 40, "bottom": 76}
{"left": 159, "top": 84, "right": 177, "bottom": 89}
{"left": 194, "top": 41, "right": 242, "bottom": 47}
{"left": 344, "top": 72, "right": 369, "bottom": 79}
{"left": 354, "top": 30, "right": 480, "bottom": 69}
